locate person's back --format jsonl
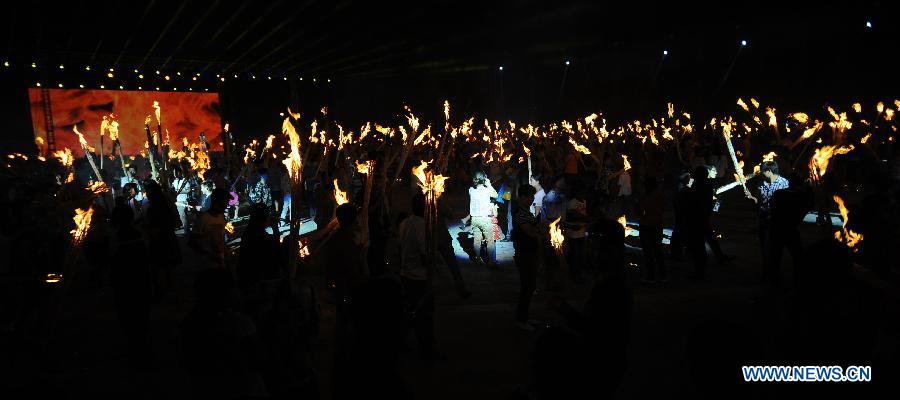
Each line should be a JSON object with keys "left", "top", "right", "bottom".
{"left": 398, "top": 213, "right": 427, "bottom": 280}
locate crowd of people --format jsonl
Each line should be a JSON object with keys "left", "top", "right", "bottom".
{"left": 2, "top": 99, "right": 899, "bottom": 398}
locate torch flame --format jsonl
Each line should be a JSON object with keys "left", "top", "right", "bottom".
{"left": 622, "top": 154, "right": 632, "bottom": 171}
{"left": 832, "top": 195, "right": 863, "bottom": 250}
{"left": 737, "top": 98, "right": 749, "bottom": 112}
{"left": 356, "top": 160, "right": 373, "bottom": 175}
{"left": 70, "top": 206, "right": 94, "bottom": 245}
{"left": 809, "top": 145, "right": 854, "bottom": 182}
{"left": 568, "top": 138, "right": 591, "bottom": 155}
{"left": 153, "top": 101, "right": 161, "bottom": 124}
{"left": 861, "top": 133, "right": 872, "bottom": 144}
{"left": 225, "top": 222, "right": 234, "bottom": 235}
{"left": 87, "top": 181, "right": 109, "bottom": 194}
{"left": 53, "top": 148, "right": 74, "bottom": 167}
{"left": 333, "top": 179, "right": 349, "bottom": 206}
{"left": 617, "top": 215, "right": 633, "bottom": 237}
{"left": 549, "top": 217, "right": 564, "bottom": 250}
{"left": 791, "top": 113, "right": 809, "bottom": 124}
{"left": 411, "top": 160, "right": 449, "bottom": 200}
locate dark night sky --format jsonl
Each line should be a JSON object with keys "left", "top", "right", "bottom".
{"left": 2, "top": 0, "right": 898, "bottom": 146}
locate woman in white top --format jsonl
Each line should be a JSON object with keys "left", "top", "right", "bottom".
{"left": 468, "top": 171, "right": 498, "bottom": 266}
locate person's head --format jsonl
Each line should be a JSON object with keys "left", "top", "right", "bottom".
{"left": 123, "top": 182, "right": 138, "bottom": 199}
{"left": 472, "top": 170, "right": 488, "bottom": 187}
{"left": 518, "top": 184, "right": 537, "bottom": 207}
{"left": 529, "top": 173, "right": 542, "bottom": 189}
{"left": 760, "top": 161, "right": 780, "bottom": 183}
{"left": 144, "top": 180, "right": 164, "bottom": 203}
{"left": 335, "top": 203, "right": 358, "bottom": 229}
{"left": 209, "top": 188, "right": 229, "bottom": 215}
{"left": 201, "top": 181, "right": 215, "bottom": 195}
{"left": 692, "top": 166, "right": 710, "bottom": 185}
{"left": 679, "top": 171, "right": 694, "bottom": 189}
{"left": 410, "top": 193, "right": 426, "bottom": 217}
{"left": 644, "top": 176, "right": 659, "bottom": 194}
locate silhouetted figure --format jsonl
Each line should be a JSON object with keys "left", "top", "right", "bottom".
{"left": 637, "top": 176, "right": 666, "bottom": 282}
{"left": 747, "top": 161, "right": 790, "bottom": 285}
{"left": 237, "top": 204, "right": 280, "bottom": 291}
{"left": 399, "top": 194, "right": 441, "bottom": 360}
{"left": 179, "top": 268, "right": 267, "bottom": 399}
{"left": 670, "top": 171, "right": 692, "bottom": 260}
{"left": 109, "top": 203, "right": 153, "bottom": 369}
{"left": 512, "top": 185, "right": 541, "bottom": 331}
{"left": 191, "top": 188, "right": 229, "bottom": 269}
{"left": 685, "top": 167, "right": 714, "bottom": 280}
{"left": 143, "top": 180, "right": 181, "bottom": 302}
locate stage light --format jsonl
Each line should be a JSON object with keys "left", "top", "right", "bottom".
{"left": 204, "top": 88, "right": 209, "bottom": 91}
{"left": 85, "top": 66, "right": 91, "bottom": 71}
{"left": 741, "top": 40, "right": 748, "bottom": 46}
{"left": 58, "top": 83, "right": 63, "bottom": 88}
{"left": 107, "top": 72, "right": 114, "bottom": 78}
{"left": 156, "top": 87, "right": 160, "bottom": 91}
{"left": 188, "top": 88, "right": 192, "bottom": 91}
{"left": 866, "top": 21, "right": 872, "bottom": 29}
{"left": 327, "top": 79, "right": 331, "bottom": 83}
{"left": 176, "top": 72, "right": 181, "bottom": 76}
{"left": 220, "top": 77, "right": 225, "bottom": 82}
{"left": 36, "top": 82, "right": 41, "bottom": 87}
{"left": 663, "top": 50, "right": 668, "bottom": 56}
{"left": 139, "top": 74, "right": 144, "bottom": 79}
{"left": 58, "top": 64, "right": 64, "bottom": 69}
{"left": 313, "top": 78, "right": 316, "bottom": 82}
{"left": 283, "top": 77, "right": 287, "bottom": 81}
{"left": 2, "top": 61, "right": 8, "bottom": 67}
{"left": 252, "top": 75, "right": 256, "bottom": 79}
{"left": 195, "top": 73, "right": 200, "bottom": 76}
{"left": 31, "top": 62, "right": 36, "bottom": 68}
{"left": 192, "top": 76, "right": 197, "bottom": 81}
{"left": 173, "top": 87, "right": 177, "bottom": 91}
{"left": 300, "top": 77, "right": 303, "bottom": 81}
{"left": 134, "top": 69, "right": 138, "bottom": 73}
{"left": 100, "top": 85, "right": 105, "bottom": 89}
{"left": 499, "top": 66, "right": 504, "bottom": 71}
{"left": 267, "top": 76, "right": 271, "bottom": 80}
{"left": 119, "top": 85, "right": 124, "bottom": 89}
{"left": 156, "top": 70, "right": 160, "bottom": 74}
{"left": 138, "top": 86, "right": 142, "bottom": 90}
{"left": 164, "top": 75, "right": 170, "bottom": 81}
{"left": 234, "top": 74, "right": 238, "bottom": 78}
{"left": 108, "top": 68, "right": 114, "bottom": 72}
{"left": 79, "top": 84, "right": 84, "bottom": 88}
{"left": 565, "top": 60, "right": 570, "bottom": 66}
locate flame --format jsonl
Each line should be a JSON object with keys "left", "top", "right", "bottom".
{"left": 72, "top": 125, "right": 95, "bottom": 152}
{"left": 523, "top": 145, "right": 531, "bottom": 156}
{"left": 53, "top": 148, "right": 74, "bottom": 167}
{"left": 861, "top": 133, "right": 872, "bottom": 144}
{"left": 549, "top": 217, "right": 564, "bottom": 250}
{"left": 45, "top": 273, "right": 62, "bottom": 284}
{"left": 333, "top": 179, "right": 349, "bottom": 205}
{"left": 750, "top": 98, "right": 759, "bottom": 108}
{"left": 876, "top": 102, "right": 884, "bottom": 113}
{"left": 298, "top": 240, "right": 311, "bottom": 258}
{"left": 87, "top": 181, "right": 109, "bottom": 194}
{"left": 411, "top": 160, "right": 449, "bottom": 199}
{"left": 152, "top": 101, "right": 161, "bottom": 124}
{"left": 791, "top": 113, "right": 809, "bottom": 124}
{"left": 356, "top": 160, "right": 373, "bottom": 175}
{"left": 264, "top": 134, "right": 276, "bottom": 152}
{"left": 287, "top": 107, "right": 301, "bottom": 120}
{"left": 886, "top": 109, "right": 895, "bottom": 121}
{"left": 568, "top": 137, "right": 591, "bottom": 155}
{"left": 765, "top": 107, "right": 777, "bottom": 127}
{"left": 667, "top": 103, "right": 674, "bottom": 118}
{"left": 762, "top": 151, "right": 778, "bottom": 163}
{"left": 617, "top": 215, "right": 633, "bottom": 237}
{"left": 225, "top": 222, "right": 234, "bottom": 235}
{"left": 622, "top": 154, "right": 631, "bottom": 171}
{"left": 100, "top": 116, "right": 109, "bottom": 137}
{"left": 809, "top": 145, "right": 854, "bottom": 182}
{"left": 70, "top": 206, "right": 94, "bottom": 245}
{"left": 832, "top": 195, "right": 863, "bottom": 250}
{"left": 737, "top": 98, "right": 749, "bottom": 112}
{"left": 852, "top": 103, "right": 862, "bottom": 113}
{"left": 800, "top": 121, "right": 824, "bottom": 140}
{"left": 281, "top": 118, "right": 303, "bottom": 183}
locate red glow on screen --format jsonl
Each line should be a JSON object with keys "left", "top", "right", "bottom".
{"left": 29, "top": 88, "right": 221, "bottom": 156}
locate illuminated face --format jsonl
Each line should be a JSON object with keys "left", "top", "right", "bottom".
{"left": 763, "top": 170, "right": 776, "bottom": 182}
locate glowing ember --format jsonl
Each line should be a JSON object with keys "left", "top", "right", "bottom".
{"left": 617, "top": 215, "right": 633, "bottom": 237}
{"left": 70, "top": 206, "right": 94, "bottom": 245}
{"left": 832, "top": 195, "right": 863, "bottom": 251}
{"left": 809, "top": 145, "right": 854, "bottom": 182}
{"left": 333, "top": 179, "right": 349, "bottom": 205}
{"left": 298, "top": 240, "right": 310, "bottom": 258}
{"left": 549, "top": 217, "right": 564, "bottom": 251}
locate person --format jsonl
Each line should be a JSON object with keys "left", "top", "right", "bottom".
{"left": 121, "top": 182, "right": 146, "bottom": 222}
{"left": 109, "top": 202, "right": 153, "bottom": 368}
{"left": 143, "top": 180, "right": 182, "bottom": 302}
{"left": 179, "top": 268, "right": 267, "bottom": 399}
{"left": 436, "top": 197, "right": 472, "bottom": 299}
{"left": 172, "top": 167, "right": 191, "bottom": 231}
{"left": 468, "top": 171, "right": 498, "bottom": 266}
{"left": 398, "top": 194, "right": 441, "bottom": 360}
{"left": 192, "top": 188, "right": 229, "bottom": 269}
{"left": 746, "top": 161, "right": 790, "bottom": 285}
{"left": 670, "top": 171, "right": 692, "bottom": 261}
{"left": 685, "top": 167, "right": 713, "bottom": 280}
{"left": 512, "top": 185, "right": 541, "bottom": 331}
{"left": 529, "top": 175, "right": 546, "bottom": 217}
{"left": 637, "top": 176, "right": 666, "bottom": 283}
{"left": 565, "top": 185, "right": 589, "bottom": 282}
{"left": 237, "top": 204, "right": 280, "bottom": 291}
{"left": 541, "top": 177, "right": 568, "bottom": 291}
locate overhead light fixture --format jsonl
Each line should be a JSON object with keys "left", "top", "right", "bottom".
{"left": 565, "top": 60, "right": 570, "bottom": 66}
{"left": 134, "top": 69, "right": 139, "bottom": 73}
{"left": 267, "top": 76, "right": 271, "bottom": 80}
{"left": 499, "top": 66, "right": 504, "bottom": 71}
{"left": 866, "top": 21, "right": 873, "bottom": 29}
{"left": 58, "top": 64, "right": 64, "bottom": 69}
{"left": 164, "top": 75, "right": 171, "bottom": 81}
{"left": 119, "top": 85, "right": 124, "bottom": 89}
{"left": 139, "top": 74, "right": 144, "bottom": 79}
{"left": 176, "top": 72, "right": 181, "bottom": 76}
{"left": 108, "top": 68, "right": 114, "bottom": 72}
{"left": 100, "top": 85, "right": 105, "bottom": 89}
{"left": 36, "top": 82, "right": 41, "bottom": 87}
{"left": 2, "top": 61, "right": 8, "bottom": 67}
{"left": 192, "top": 76, "right": 197, "bottom": 81}
{"left": 79, "top": 84, "right": 84, "bottom": 88}
{"left": 107, "top": 72, "right": 114, "bottom": 78}
{"left": 58, "top": 83, "right": 63, "bottom": 88}
{"left": 31, "top": 62, "right": 36, "bottom": 68}
{"left": 663, "top": 50, "right": 668, "bottom": 56}
{"left": 85, "top": 66, "right": 91, "bottom": 71}
{"left": 741, "top": 40, "right": 748, "bottom": 46}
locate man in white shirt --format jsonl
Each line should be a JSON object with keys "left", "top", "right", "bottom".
{"left": 468, "top": 171, "right": 498, "bottom": 266}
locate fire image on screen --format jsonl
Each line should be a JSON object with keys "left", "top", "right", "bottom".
{"left": 29, "top": 88, "right": 222, "bottom": 156}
